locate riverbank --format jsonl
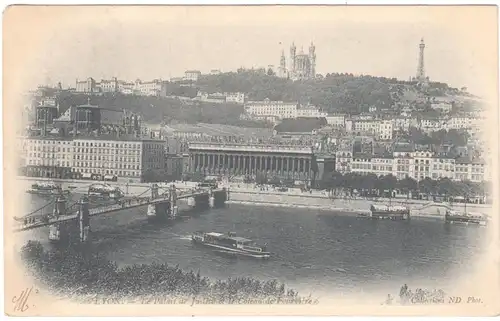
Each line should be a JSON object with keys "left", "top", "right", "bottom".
{"left": 17, "top": 176, "right": 492, "bottom": 219}
{"left": 20, "top": 240, "right": 311, "bottom": 305}
{"left": 227, "top": 189, "right": 492, "bottom": 219}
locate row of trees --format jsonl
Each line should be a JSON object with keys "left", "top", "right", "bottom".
{"left": 21, "top": 241, "right": 306, "bottom": 303}
{"left": 402, "top": 127, "right": 470, "bottom": 147}
{"left": 320, "top": 172, "right": 488, "bottom": 200}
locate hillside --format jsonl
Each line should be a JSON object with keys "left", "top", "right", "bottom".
{"left": 196, "top": 71, "right": 467, "bottom": 114}
{"left": 32, "top": 72, "right": 474, "bottom": 129}
{"left": 49, "top": 92, "right": 269, "bottom": 128}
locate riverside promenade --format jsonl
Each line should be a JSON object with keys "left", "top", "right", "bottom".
{"left": 17, "top": 177, "right": 493, "bottom": 219}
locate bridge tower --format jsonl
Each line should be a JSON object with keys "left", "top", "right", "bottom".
{"left": 151, "top": 183, "right": 159, "bottom": 199}
{"left": 48, "top": 196, "right": 67, "bottom": 242}
{"left": 170, "top": 184, "right": 178, "bottom": 218}
{"left": 78, "top": 195, "right": 90, "bottom": 243}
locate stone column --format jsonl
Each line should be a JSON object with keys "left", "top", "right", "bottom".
{"left": 207, "top": 153, "right": 212, "bottom": 175}
{"left": 305, "top": 159, "right": 310, "bottom": 182}
{"left": 243, "top": 155, "right": 247, "bottom": 175}
{"left": 292, "top": 157, "right": 299, "bottom": 178}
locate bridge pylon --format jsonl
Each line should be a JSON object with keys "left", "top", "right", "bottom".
{"left": 48, "top": 196, "right": 68, "bottom": 243}
{"left": 170, "top": 184, "right": 178, "bottom": 218}
{"left": 78, "top": 195, "right": 90, "bottom": 243}
{"left": 151, "top": 183, "right": 159, "bottom": 199}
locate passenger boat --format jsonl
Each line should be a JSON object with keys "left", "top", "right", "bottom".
{"left": 26, "top": 181, "right": 67, "bottom": 196}
{"left": 366, "top": 204, "right": 411, "bottom": 220}
{"left": 191, "top": 231, "right": 271, "bottom": 259}
{"left": 445, "top": 210, "right": 487, "bottom": 226}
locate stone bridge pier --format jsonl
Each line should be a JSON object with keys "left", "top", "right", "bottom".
{"left": 147, "top": 184, "right": 178, "bottom": 222}
{"left": 191, "top": 194, "right": 210, "bottom": 211}
{"left": 210, "top": 188, "right": 228, "bottom": 208}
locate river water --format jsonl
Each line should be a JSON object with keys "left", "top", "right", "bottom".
{"left": 21, "top": 193, "right": 490, "bottom": 300}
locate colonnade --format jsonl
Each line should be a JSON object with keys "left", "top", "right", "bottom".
{"left": 189, "top": 152, "right": 314, "bottom": 180}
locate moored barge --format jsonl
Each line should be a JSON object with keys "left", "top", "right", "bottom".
{"left": 445, "top": 210, "right": 487, "bottom": 226}
{"left": 366, "top": 204, "right": 411, "bottom": 220}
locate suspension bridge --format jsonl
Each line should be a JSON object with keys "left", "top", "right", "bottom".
{"left": 13, "top": 182, "right": 229, "bottom": 242}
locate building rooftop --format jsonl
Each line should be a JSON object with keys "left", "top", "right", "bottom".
{"left": 165, "top": 123, "right": 272, "bottom": 139}
{"left": 23, "top": 133, "right": 164, "bottom": 142}
{"left": 274, "top": 118, "right": 327, "bottom": 134}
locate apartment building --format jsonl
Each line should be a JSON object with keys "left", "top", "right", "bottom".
{"left": 332, "top": 148, "right": 487, "bottom": 183}
{"left": 184, "top": 70, "right": 202, "bottom": 82}
{"left": 296, "top": 105, "right": 328, "bottom": 118}
{"left": 21, "top": 135, "right": 166, "bottom": 182}
{"left": 244, "top": 99, "right": 299, "bottom": 120}
{"left": 225, "top": 92, "right": 246, "bottom": 104}
{"left": 23, "top": 137, "right": 74, "bottom": 178}
{"left": 72, "top": 136, "right": 165, "bottom": 181}
{"left": 430, "top": 156, "right": 456, "bottom": 180}
{"left": 325, "top": 114, "right": 346, "bottom": 127}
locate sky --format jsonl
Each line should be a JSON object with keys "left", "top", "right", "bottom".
{"left": 4, "top": 6, "right": 498, "bottom": 98}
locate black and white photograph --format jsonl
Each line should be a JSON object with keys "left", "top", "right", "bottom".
{"left": 3, "top": 4, "right": 499, "bottom": 316}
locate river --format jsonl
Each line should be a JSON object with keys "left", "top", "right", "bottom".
{"left": 20, "top": 193, "right": 491, "bottom": 301}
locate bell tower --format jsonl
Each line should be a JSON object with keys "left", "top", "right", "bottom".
{"left": 289, "top": 42, "right": 296, "bottom": 77}
{"left": 309, "top": 41, "right": 316, "bottom": 78}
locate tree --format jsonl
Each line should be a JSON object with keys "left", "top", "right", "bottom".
{"left": 360, "top": 173, "right": 378, "bottom": 196}
{"left": 380, "top": 174, "right": 397, "bottom": 197}
{"left": 418, "top": 177, "right": 436, "bottom": 197}
{"left": 267, "top": 68, "right": 275, "bottom": 76}
{"left": 436, "top": 178, "right": 456, "bottom": 197}
{"left": 397, "top": 176, "right": 418, "bottom": 199}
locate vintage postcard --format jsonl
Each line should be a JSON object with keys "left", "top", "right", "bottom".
{"left": 3, "top": 4, "right": 499, "bottom": 316}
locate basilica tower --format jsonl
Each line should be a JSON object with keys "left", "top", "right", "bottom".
{"left": 289, "top": 42, "right": 297, "bottom": 77}
{"left": 309, "top": 42, "right": 316, "bottom": 78}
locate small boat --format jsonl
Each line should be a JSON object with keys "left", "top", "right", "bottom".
{"left": 26, "top": 181, "right": 67, "bottom": 196}
{"left": 445, "top": 210, "right": 487, "bottom": 226}
{"left": 192, "top": 231, "right": 270, "bottom": 259}
{"left": 364, "top": 204, "right": 411, "bottom": 220}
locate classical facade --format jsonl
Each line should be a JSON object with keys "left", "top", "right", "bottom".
{"left": 187, "top": 143, "right": 318, "bottom": 181}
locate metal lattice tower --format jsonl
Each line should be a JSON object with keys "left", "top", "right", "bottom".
{"left": 416, "top": 38, "right": 426, "bottom": 81}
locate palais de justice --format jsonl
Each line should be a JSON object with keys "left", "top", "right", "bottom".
{"left": 187, "top": 143, "right": 330, "bottom": 182}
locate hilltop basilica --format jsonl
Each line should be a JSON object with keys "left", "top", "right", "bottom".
{"left": 278, "top": 42, "right": 317, "bottom": 81}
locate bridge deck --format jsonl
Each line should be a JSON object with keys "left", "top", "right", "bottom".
{"left": 14, "top": 188, "right": 220, "bottom": 232}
